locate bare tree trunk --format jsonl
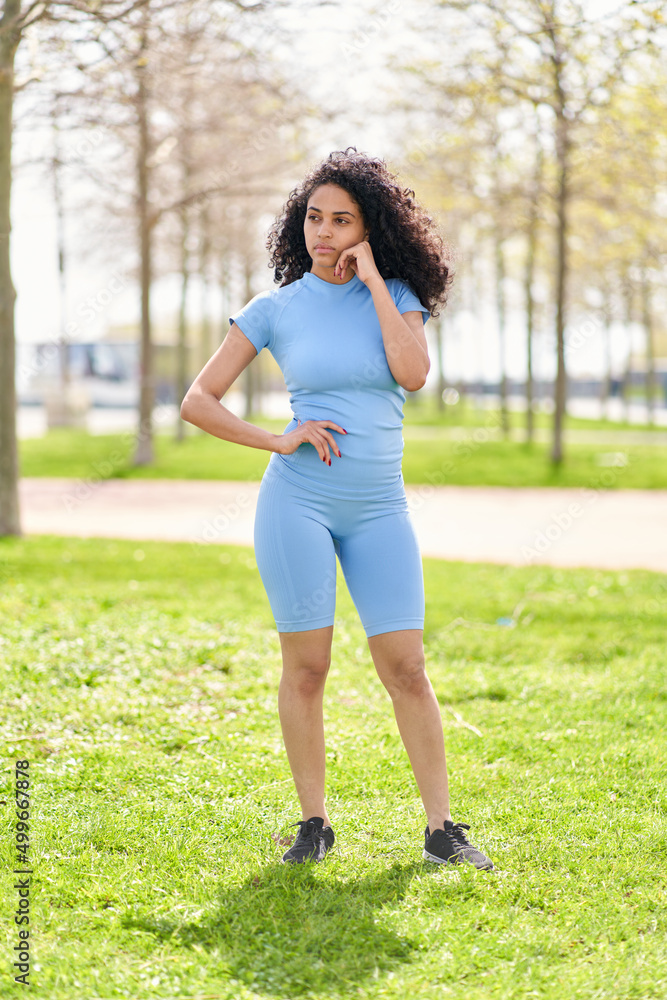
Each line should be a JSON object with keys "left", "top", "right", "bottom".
{"left": 53, "top": 112, "right": 70, "bottom": 389}
{"left": 242, "top": 257, "right": 255, "bottom": 419}
{"left": 495, "top": 234, "right": 509, "bottom": 438}
{"left": 175, "top": 47, "right": 195, "bottom": 444}
{"left": 469, "top": 262, "right": 483, "bottom": 411}
{"left": 621, "top": 273, "right": 633, "bottom": 423}
{"left": 219, "top": 253, "right": 230, "bottom": 347}
{"left": 175, "top": 199, "right": 190, "bottom": 442}
{"left": 600, "top": 325, "right": 613, "bottom": 420}
{"left": 436, "top": 317, "right": 446, "bottom": 413}
{"left": 599, "top": 288, "right": 613, "bottom": 420}
{"left": 133, "top": 21, "right": 155, "bottom": 466}
{"left": 197, "top": 251, "right": 230, "bottom": 438}
{"left": 47, "top": 99, "right": 80, "bottom": 429}
{"left": 0, "top": 0, "right": 21, "bottom": 537}
{"left": 525, "top": 261, "right": 535, "bottom": 443}
{"left": 641, "top": 266, "right": 655, "bottom": 427}
{"left": 199, "top": 201, "right": 212, "bottom": 370}
{"left": 551, "top": 108, "right": 570, "bottom": 465}
{"left": 524, "top": 141, "right": 542, "bottom": 444}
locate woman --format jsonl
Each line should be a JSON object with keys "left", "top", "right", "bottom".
{"left": 180, "top": 148, "right": 493, "bottom": 871}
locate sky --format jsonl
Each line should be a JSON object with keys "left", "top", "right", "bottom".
{"left": 12, "top": 0, "right": 641, "bottom": 386}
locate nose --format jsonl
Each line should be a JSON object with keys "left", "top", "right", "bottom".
{"left": 317, "top": 221, "right": 332, "bottom": 239}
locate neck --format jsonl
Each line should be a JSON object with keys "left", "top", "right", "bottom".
{"left": 309, "top": 264, "right": 355, "bottom": 284}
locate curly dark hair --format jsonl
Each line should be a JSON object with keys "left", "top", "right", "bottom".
{"left": 266, "top": 147, "right": 452, "bottom": 317}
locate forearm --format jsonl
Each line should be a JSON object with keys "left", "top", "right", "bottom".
{"left": 367, "top": 276, "right": 430, "bottom": 390}
{"left": 180, "top": 389, "right": 283, "bottom": 452}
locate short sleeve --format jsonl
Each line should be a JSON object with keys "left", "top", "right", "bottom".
{"left": 229, "top": 292, "right": 275, "bottom": 355}
{"left": 388, "top": 279, "right": 430, "bottom": 325}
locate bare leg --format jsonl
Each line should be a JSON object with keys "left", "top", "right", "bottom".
{"left": 367, "top": 629, "right": 451, "bottom": 831}
{"left": 278, "top": 625, "right": 334, "bottom": 826}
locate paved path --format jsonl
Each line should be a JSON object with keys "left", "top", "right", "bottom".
{"left": 18, "top": 478, "right": 667, "bottom": 572}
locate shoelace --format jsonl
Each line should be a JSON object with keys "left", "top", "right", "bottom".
{"left": 448, "top": 822, "right": 472, "bottom": 846}
{"left": 292, "top": 819, "right": 320, "bottom": 842}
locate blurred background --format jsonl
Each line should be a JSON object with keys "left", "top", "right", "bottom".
{"left": 2, "top": 0, "right": 667, "bottom": 537}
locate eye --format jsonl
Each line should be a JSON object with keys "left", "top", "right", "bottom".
{"left": 336, "top": 218, "right": 349, "bottom": 224}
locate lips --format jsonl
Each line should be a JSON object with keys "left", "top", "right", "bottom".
{"left": 315, "top": 244, "right": 335, "bottom": 252}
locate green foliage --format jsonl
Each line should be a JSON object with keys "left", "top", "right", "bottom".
{"left": 1, "top": 536, "right": 666, "bottom": 998}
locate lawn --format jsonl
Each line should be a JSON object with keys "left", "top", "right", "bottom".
{"left": 402, "top": 395, "right": 667, "bottom": 433}
{"left": 1, "top": 536, "right": 666, "bottom": 999}
{"left": 18, "top": 423, "right": 667, "bottom": 489}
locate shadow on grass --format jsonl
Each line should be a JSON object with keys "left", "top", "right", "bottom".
{"left": 126, "top": 861, "right": 427, "bottom": 996}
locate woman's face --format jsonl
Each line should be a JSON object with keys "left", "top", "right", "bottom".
{"left": 304, "top": 183, "right": 368, "bottom": 282}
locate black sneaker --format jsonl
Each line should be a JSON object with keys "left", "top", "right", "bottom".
{"left": 281, "top": 816, "right": 335, "bottom": 864}
{"left": 423, "top": 820, "right": 494, "bottom": 870}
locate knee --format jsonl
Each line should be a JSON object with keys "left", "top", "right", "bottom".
{"left": 379, "top": 656, "right": 430, "bottom": 700}
{"left": 282, "top": 657, "right": 331, "bottom": 698}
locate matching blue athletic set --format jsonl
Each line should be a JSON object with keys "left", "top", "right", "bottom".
{"left": 229, "top": 270, "right": 430, "bottom": 638}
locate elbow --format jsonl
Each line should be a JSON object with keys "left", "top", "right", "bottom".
{"left": 404, "top": 356, "right": 430, "bottom": 392}
{"left": 402, "top": 368, "right": 429, "bottom": 392}
{"left": 403, "top": 378, "right": 427, "bottom": 392}
{"left": 180, "top": 394, "right": 196, "bottom": 423}
{"left": 181, "top": 388, "right": 219, "bottom": 425}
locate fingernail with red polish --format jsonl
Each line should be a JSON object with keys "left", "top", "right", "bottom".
{"left": 328, "top": 459, "right": 331, "bottom": 466}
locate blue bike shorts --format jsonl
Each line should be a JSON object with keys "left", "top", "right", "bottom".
{"left": 253, "top": 461, "right": 425, "bottom": 638}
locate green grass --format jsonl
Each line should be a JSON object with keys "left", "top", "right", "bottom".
{"left": 18, "top": 424, "right": 667, "bottom": 489}
{"left": 1, "top": 536, "right": 666, "bottom": 999}
{"left": 402, "top": 395, "right": 667, "bottom": 433}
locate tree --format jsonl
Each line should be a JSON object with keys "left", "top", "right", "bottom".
{"left": 2, "top": 0, "right": 155, "bottom": 536}
{"left": 0, "top": 0, "right": 23, "bottom": 536}
{"left": 567, "top": 62, "right": 667, "bottom": 423}
{"left": 398, "top": 0, "right": 667, "bottom": 462}
{"left": 146, "top": 5, "right": 310, "bottom": 436}
{"left": 1, "top": 0, "right": 156, "bottom": 536}
{"left": 2, "top": 0, "right": 303, "bottom": 533}
{"left": 461, "top": 0, "right": 666, "bottom": 460}
{"left": 60, "top": 0, "right": 306, "bottom": 458}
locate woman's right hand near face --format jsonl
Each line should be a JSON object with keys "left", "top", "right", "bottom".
{"left": 276, "top": 418, "right": 347, "bottom": 465}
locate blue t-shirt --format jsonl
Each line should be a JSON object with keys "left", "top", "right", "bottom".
{"left": 229, "top": 270, "right": 430, "bottom": 500}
